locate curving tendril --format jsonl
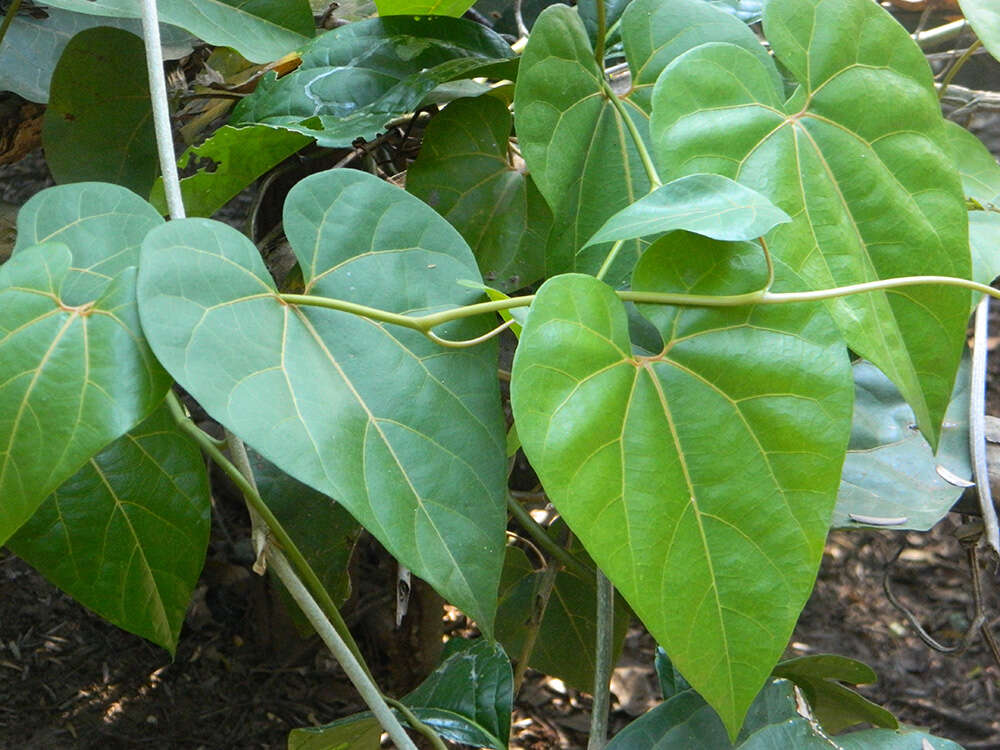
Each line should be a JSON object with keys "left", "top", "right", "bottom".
{"left": 424, "top": 317, "right": 516, "bottom": 348}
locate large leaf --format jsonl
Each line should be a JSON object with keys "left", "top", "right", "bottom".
{"left": 232, "top": 17, "right": 514, "bottom": 148}
{"left": 582, "top": 173, "right": 790, "bottom": 248}
{"left": 650, "top": 0, "right": 971, "bottom": 450}
{"left": 0, "top": 8, "right": 192, "bottom": 103}
{"left": 0, "top": 245, "right": 169, "bottom": 544}
{"left": 605, "top": 676, "right": 958, "bottom": 749}
{"left": 42, "top": 27, "right": 158, "bottom": 197}
{"left": 833, "top": 357, "right": 971, "bottom": 531}
{"left": 14, "top": 182, "right": 165, "bottom": 303}
{"left": 290, "top": 639, "right": 512, "bottom": 750}
{"left": 7, "top": 402, "right": 210, "bottom": 654}
{"left": 1, "top": 183, "right": 169, "bottom": 544}
{"left": 494, "top": 544, "right": 629, "bottom": 693}
{"left": 511, "top": 234, "right": 854, "bottom": 735}
{"left": 149, "top": 125, "right": 311, "bottom": 218}
{"left": 406, "top": 96, "right": 550, "bottom": 291}
{"left": 959, "top": 0, "right": 1000, "bottom": 64}
{"left": 137, "top": 170, "right": 507, "bottom": 632}
{"left": 37, "top": 0, "right": 312, "bottom": 63}
{"left": 514, "top": 0, "right": 776, "bottom": 280}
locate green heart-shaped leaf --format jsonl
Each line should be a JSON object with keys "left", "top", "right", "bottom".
{"left": 959, "top": 0, "right": 1000, "bottom": 64}
{"left": 137, "top": 170, "right": 507, "bottom": 632}
{"left": 0, "top": 243, "right": 170, "bottom": 544}
{"left": 8, "top": 402, "right": 210, "bottom": 654}
{"left": 514, "top": 0, "right": 776, "bottom": 279}
{"left": 407, "top": 95, "right": 550, "bottom": 291}
{"left": 650, "top": 0, "right": 970, "bottom": 450}
{"left": 511, "top": 234, "right": 853, "bottom": 735}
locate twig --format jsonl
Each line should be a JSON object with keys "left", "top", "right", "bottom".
{"left": 513, "top": 561, "right": 560, "bottom": 693}
{"left": 970, "top": 296, "right": 1000, "bottom": 555}
{"left": 587, "top": 570, "right": 614, "bottom": 750}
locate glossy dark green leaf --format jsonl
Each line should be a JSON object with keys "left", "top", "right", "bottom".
{"left": 833, "top": 357, "right": 971, "bottom": 531}
{"left": 650, "top": 0, "right": 971, "bottom": 451}
{"left": 232, "top": 17, "right": 514, "bottom": 147}
{"left": 494, "top": 545, "right": 629, "bottom": 693}
{"left": 407, "top": 96, "right": 550, "bottom": 291}
{"left": 138, "top": 170, "right": 506, "bottom": 632}
{"left": 149, "top": 125, "right": 311, "bottom": 218}
{"left": 0, "top": 242, "right": 170, "bottom": 546}
{"left": 404, "top": 639, "right": 512, "bottom": 747}
{"left": 515, "top": 0, "right": 776, "bottom": 279}
{"left": 289, "top": 639, "right": 511, "bottom": 750}
{"left": 14, "top": 182, "right": 165, "bottom": 303}
{"left": 655, "top": 647, "right": 691, "bottom": 700}
{"left": 8, "top": 402, "right": 210, "bottom": 654}
{"left": 583, "top": 174, "right": 790, "bottom": 248}
{"left": 772, "top": 655, "right": 896, "bottom": 733}
{"left": 250, "top": 449, "right": 360, "bottom": 608}
{"left": 511, "top": 234, "right": 854, "bottom": 735}
{"left": 38, "top": 0, "right": 312, "bottom": 63}
{"left": 608, "top": 676, "right": 956, "bottom": 749}
{"left": 0, "top": 8, "right": 192, "bottom": 103}
{"left": 42, "top": 27, "right": 157, "bottom": 197}
{"left": 959, "top": 0, "right": 1000, "bottom": 64}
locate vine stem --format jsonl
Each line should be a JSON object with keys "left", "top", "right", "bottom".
{"left": 587, "top": 570, "right": 614, "bottom": 750}
{"left": 938, "top": 39, "right": 982, "bottom": 102}
{"left": 507, "top": 494, "right": 592, "bottom": 578}
{"left": 139, "top": 0, "right": 184, "bottom": 220}
{"left": 593, "top": 0, "right": 606, "bottom": 69}
{"left": 267, "top": 548, "right": 419, "bottom": 750}
{"left": 283, "top": 273, "right": 1000, "bottom": 336}
{"left": 601, "top": 78, "right": 662, "bottom": 189}
{"left": 970, "top": 296, "right": 1000, "bottom": 554}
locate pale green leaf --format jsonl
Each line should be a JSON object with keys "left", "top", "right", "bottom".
{"left": 375, "top": 0, "right": 474, "bottom": 18}
{"left": 511, "top": 234, "right": 854, "bottom": 734}
{"left": 0, "top": 8, "right": 191, "bottom": 103}
{"left": 38, "top": 0, "right": 313, "bottom": 63}
{"left": 137, "top": 170, "right": 507, "bottom": 632}
{"left": 833, "top": 357, "right": 971, "bottom": 531}
{"left": 650, "top": 0, "right": 971, "bottom": 450}
{"left": 0, "top": 244, "right": 170, "bottom": 545}
{"left": 8, "top": 402, "right": 210, "bottom": 654}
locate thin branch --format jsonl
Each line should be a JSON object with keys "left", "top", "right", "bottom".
{"left": 268, "top": 548, "right": 420, "bottom": 750}
{"left": 970, "top": 297, "right": 1000, "bottom": 555}
{"left": 507, "top": 494, "right": 592, "bottom": 579}
{"left": 384, "top": 697, "right": 449, "bottom": 750}
{"left": 593, "top": 0, "right": 607, "bottom": 69}
{"left": 513, "top": 561, "right": 560, "bottom": 693}
{"left": 913, "top": 19, "right": 969, "bottom": 49}
{"left": 139, "top": 0, "right": 184, "bottom": 220}
{"left": 595, "top": 239, "right": 626, "bottom": 282}
{"left": 600, "top": 77, "right": 662, "bottom": 189}
{"left": 938, "top": 39, "right": 982, "bottom": 101}
{"left": 587, "top": 570, "right": 614, "bottom": 750}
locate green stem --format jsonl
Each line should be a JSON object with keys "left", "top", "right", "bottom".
{"left": 0, "top": 0, "right": 22, "bottom": 52}
{"left": 594, "top": 0, "right": 606, "bottom": 69}
{"left": 594, "top": 239, "right": 626, "bottom": 282}
{"left": 939, "top": 39, "right": 983, "bottom": 102}
{"left": 507, "top": 494, "right": 593, "bottom": 579}
{"left": 384, "top": 697, "right": 449, "bottom": 750}
{"left": 164, "top": 391, "right": 370, "bottom": 679}
{"left": 268, "top": 548, "right": 419, "bottom": 750}
{"left": 287, "top": 274, "right": 999, "bottom": 336}
{"left": 601, "top": 77, "right": 662, "bottom": 189}
{"left": 587, "top": 570, "right": 614, "bottom": 750}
